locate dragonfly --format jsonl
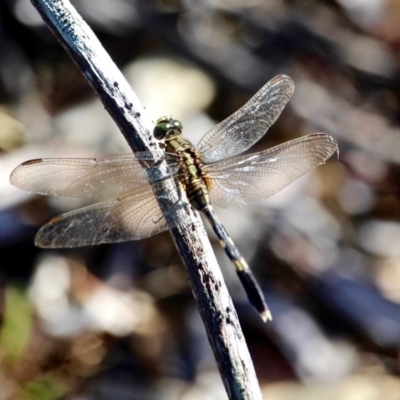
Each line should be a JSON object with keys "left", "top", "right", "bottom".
{"left": 10, "top": 75, "right": 338, "bottom": 322}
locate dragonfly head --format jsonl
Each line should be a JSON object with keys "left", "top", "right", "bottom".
{"left": 153, "top": 117, "right": 183, "bottom": 140}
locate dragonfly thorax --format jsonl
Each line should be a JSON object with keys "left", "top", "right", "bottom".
{"left": 153, "top": 116, "right": 183, "bottom": 140}
{"left": 154, "top": 119, "right": 211, "bottom": 213}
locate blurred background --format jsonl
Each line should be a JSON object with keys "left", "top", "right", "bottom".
{"left": 1, "top": 0, "right": 400, "bottom": 398}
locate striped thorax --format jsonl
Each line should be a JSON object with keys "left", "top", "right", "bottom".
{"left": 154, "top": 116, "right": 211, "bottom": 212}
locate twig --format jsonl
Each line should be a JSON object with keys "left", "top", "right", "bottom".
{"left": 29, "top": 1, "right": 264, "bottom": 399}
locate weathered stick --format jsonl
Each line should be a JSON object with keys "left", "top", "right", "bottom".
{"left": 29, "top": 1, "right": 263, "bottom": 399}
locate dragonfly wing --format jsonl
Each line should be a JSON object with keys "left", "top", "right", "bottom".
{"left": 10, "top": 152, "right": 177, "bottom": 198}
{"left": 197, "top": 75, "right": 294, "bottom": 163}
{"left": 35, "top": 183, "right": 173, "bottom": 248}
{"left": 204, "top": 134, "right": 338, "bottom": 208}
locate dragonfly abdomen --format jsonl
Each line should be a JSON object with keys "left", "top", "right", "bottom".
{"left": 173, "top": 140, "right": 272, "bottom": 321}
{"left": 185, "top": 176, "right": 211, "bottom": 211}
{"left": 202, "top": 206, "right": 271, "bottom": 322}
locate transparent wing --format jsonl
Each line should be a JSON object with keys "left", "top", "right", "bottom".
{"left": 35, "top": 182, "right": 175, "bottom": 248}
{"left": 197, "top": 75, "right": 295, "bottom": 163}
{"left": 204, "top": 134, "right": 338, "bottom": 208}
{"left": 10, "top": 152, "right": 177, "bottom": 198}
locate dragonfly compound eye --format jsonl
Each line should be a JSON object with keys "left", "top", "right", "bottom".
{"left": 153, "top": 122, "right": 169, "bottom": 140}
{"left": 153, "top": 118, "right": 183, "bottom": 139}
{"left": 171, "top": 119, "right": 183, "bottom": 131}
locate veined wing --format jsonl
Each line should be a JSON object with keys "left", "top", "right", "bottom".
{"left": 35, "top": 182, "right": 175, "bottom": 248}
{"left": 197, "top": 75, "right": 295, "bottom": 163}
{"left": 204, "top": 134, "right": 338, "bottom": 208}
{"left": 10, "top": 152, "right": 177, "bottom": 198}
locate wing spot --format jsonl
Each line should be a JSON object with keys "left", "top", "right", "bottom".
{"left": 22, "top": 159, "right": 43, "bottom": 166}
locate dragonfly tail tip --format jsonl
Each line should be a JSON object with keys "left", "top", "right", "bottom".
{"left": 261, "top": 310, "right": 273, "bottom": 323}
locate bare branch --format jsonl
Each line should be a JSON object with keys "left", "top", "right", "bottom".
{"left": 29, "top": 1, "right": 263, "bottom": 398}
